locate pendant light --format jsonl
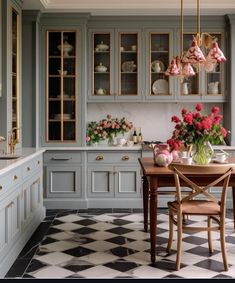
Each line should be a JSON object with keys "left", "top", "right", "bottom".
{"left": 165, "top": 0, "right": 226, "bottom": 80}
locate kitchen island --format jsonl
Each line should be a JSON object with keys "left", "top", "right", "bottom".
{"left": 0, "top": 148, "right": 45, "bottom": 277}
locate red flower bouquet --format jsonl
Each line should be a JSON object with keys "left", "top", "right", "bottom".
{"left": 167, "top": 104, "right": 229, "bottom": 164}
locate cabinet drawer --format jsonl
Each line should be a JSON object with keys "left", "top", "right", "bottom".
{"left": 0, "top": 167, "right": 22, "bottom": 196}
{"left": 87, "top": 152, "right": 140, "bottom": 164}
{"left": 22, "top": 155, "right": 43, "bottom": 179}
{"left": 44, "top": 151, "right": 82, "bottom": 164}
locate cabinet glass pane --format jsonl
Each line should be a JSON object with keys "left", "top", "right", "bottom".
{"left": 150, "top": 33, "right": 169, "bottom": 95}
{"left": 93, "top": 33, "right": 111, "bottom": 96}
{"left": 181, "top": 33, "right": 199, "bottom": 96}
{"left": 119, "top": 33, "right": 138, "bottom": 95}
{"left": 46, "top": 31, "right": 77, "bottom": 142}
{"left": 205, "top": 33, "right": 222, "bottom": 96}
{"left": 11, "top": 9, "right": 19, "bottom": 141}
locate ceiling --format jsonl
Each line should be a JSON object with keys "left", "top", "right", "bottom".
{"left": 22, "top": 0, "right": 235, "bottom": 16}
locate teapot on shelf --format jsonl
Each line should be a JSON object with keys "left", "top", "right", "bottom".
{"left": 95, "top": 88, "right": 106, "bottom": 95}
{"left": 95, "top": 63, "right": 108, "bottom": 73}
{"left": 153, "top": 143, "right": 173, "bottom": 167}
{"left": 208, "top": 81, "right": 219, "bottom": 94}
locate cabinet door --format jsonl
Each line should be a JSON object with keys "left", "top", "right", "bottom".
{"left": 114, "top": 166, "right": 141, "bottom": 198}
{"left": 87, "top": 166, "right": 114, "bottom": 197}
{"left": 145, "top": 30, "right": 173, "bottom": 100}
{"left": 22, "top": 171, "right": 42, "bottom": 228}
{"left": 203, "top": 33, "right": 225, "bottom": 101}
{"left": 89, "top": 30, "right": 115, "bottom": 100}
{"left": 116, "top": 30, "right": 142, "bottom": 99}
{"left": 46, "top": 31, "right": 77, "bottom": 142}
{"left": 11, "top": 7, "right": 20, "bottom": 142}
{"left": 46, "top": 165, "right": 82, "bottom": 198}
{"left": 0, "top": 189, "right": 21, "bottom": 264}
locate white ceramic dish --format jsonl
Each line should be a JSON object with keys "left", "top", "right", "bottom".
{"left": 121, "top": 61, "right": 137, "bottom": 72}
{"left": 152, "top": 79, "right": 168, "bottom": 94}
{"left": 54, "top": 114, "right": 71, "bottom": 120}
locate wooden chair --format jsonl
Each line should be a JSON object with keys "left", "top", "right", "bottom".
{"left": 167, "top": 163, "right": 234, "bottom": 271}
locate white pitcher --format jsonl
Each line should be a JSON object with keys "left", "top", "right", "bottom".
{"left": 208, "top": 81, "right": 219, "bottom": 94}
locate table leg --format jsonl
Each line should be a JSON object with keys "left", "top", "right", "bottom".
{"left": 142, "top": 175, "right": 149, "bottom": 232}
{"left": 149, "top": 176, "right": 158, "bottom": 263}
{"left": 232, "top": 186, "right": 235, "bottom": 229}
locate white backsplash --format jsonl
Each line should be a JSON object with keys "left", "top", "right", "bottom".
{"left": 87, "top": 102, "right": 223, "bottom": 142}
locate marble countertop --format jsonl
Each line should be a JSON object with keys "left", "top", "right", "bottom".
{"left": 0, "top": 147, "right": 45, "bottom": 175}
{"left": 43, "top": 145, "right": 142, "bottom": 151}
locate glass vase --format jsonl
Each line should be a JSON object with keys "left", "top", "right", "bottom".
{"left": 193, "top": 142, "right": 212, "bottom": 165}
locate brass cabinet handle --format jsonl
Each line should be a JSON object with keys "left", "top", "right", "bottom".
{"left": 51, "top": 157, "right": 72, "bottom": 161}
{"left": 13, "top": 175, "right": 18, "bottom": 180}
{"left": 122, "top": 155, "right": 130, "bottom": 161}
{"left": 27, "top": 167, "right": 30, "bottom": 171}
{"left": 0, "top": 185, "right": 2, "bottom": 190}
{"left": 96, "top": 155, "right": 104, "bottom": 160}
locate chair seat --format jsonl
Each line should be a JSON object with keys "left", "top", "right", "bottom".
{"left": 168, "top": 200, "right": 221, "bottom": 215}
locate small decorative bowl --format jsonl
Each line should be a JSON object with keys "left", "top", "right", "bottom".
{"left": 58, "top": 70, "right": 68, "bottom": 75}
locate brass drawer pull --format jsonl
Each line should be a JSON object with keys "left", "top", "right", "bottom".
{"left": 13, "top": 175, "right": 18, "bottom": 181}
{"left": 27, "top": 167, "right": 30, "bottom": 171}
{"left": 0, "top": 185, "right": 2, "bottom": 190}
{"left": 122, "top": 155, "right": 130, "bottom": 161}
{"left": 96, "top": 155, "right": 104, "bottom": 160}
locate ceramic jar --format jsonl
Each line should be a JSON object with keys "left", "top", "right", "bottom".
{"left": 95, "top": 63, "right": 108, "bottom": 72}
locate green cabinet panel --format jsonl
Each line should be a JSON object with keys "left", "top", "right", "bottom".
{"left": 43, "top": 151, "right": 84, "bottom": 199}
{"left": 87, "top": 151, "right": 141, "bottom": 198}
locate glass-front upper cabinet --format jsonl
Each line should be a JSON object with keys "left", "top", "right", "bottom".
{"left": 89, "top": 30, "right": 141, "bottom": 100}
{"left": 204, "top": 33, "right": 224, "bottom": 99}
{"left": 146, "top": 31, "right": 172, "bottom": 100}
{"left": 46, "top": 31, "right": 77, "bottom": 142}
{"left": 92, "top": 32, "right": 112, "bottom": 98}
{"left": 118, "top": 32, "right": 140, "bottom": 96}
{"left": 11, "top": 8, "right": 20, "bottom": 142}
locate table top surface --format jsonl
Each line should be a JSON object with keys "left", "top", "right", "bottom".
{"left": 138, "top": 157, "right": 235, "bottom": 175}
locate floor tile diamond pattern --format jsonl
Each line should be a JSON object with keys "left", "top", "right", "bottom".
{"left": 9, "top": 211, "right": 235, "bottom": 278}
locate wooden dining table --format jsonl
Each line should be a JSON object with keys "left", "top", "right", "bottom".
{"left": 138, "top": 157, "right": 235, "bottom": 263}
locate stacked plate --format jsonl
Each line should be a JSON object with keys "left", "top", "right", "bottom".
{"left": 54, "top": 114, "right": 71, "bottom": 120}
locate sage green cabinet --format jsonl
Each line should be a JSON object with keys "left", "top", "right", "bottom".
{"left": 87, "top": 151, "right": 141, "bottom": 198}
{"left": 88, "top": 29, "right": 142, "bottom": 101}
{"left": 145, "top": 29, "right": 174, "bottom": 100}
{"left": 43, "top": 151, "right": 83, "bottom": 198}
{"left": 176, "top": 30, "right": 226, "bottom": 102}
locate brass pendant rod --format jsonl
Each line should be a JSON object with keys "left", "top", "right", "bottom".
{"left": 180, "top": 0, "right": 184, "bottom": 55}
{"left": 197, "top": 0, "right": 200, "bottom": 40}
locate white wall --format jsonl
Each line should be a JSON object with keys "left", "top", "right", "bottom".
{"left": 87, "top": 102, "right": 223, "bottom": 142}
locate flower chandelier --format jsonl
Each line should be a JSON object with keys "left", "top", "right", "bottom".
{"left": 165, "top": 0, "right": 226, "bottom": 81}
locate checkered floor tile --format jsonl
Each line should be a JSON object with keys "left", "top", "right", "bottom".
{"left": 6, "top": 210, "right": 235, "bottom": 279}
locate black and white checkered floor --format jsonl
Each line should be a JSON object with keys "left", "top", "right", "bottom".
{"left": 5, "top": 209, "right": 235, "bottom": 279}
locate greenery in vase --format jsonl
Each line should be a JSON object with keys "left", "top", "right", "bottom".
{"left": 167, "top": 103, "right": 229, "bottom": 151}
{"left": 86, "top": 114, "right": 133, "bottom": 145}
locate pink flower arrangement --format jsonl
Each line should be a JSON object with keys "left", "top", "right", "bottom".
{"left": 86, "top": 114, "right": 133, "bottom": 144}
{"left": 167, "top": 103, "right": 229, "bottom": 150}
